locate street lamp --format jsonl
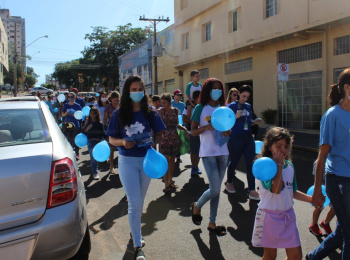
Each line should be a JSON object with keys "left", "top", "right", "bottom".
{"left": 26, "top": 35, "right": 48, "bottom": 48}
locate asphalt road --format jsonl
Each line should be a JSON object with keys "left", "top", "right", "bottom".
{"left": 78, "top": 147, "right": 342, "bottom": 260}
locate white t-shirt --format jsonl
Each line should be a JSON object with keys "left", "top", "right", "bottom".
{"left": 191, "top": 104, "right": 229, "bottom": 157}
{"left": 258, "top": 161, "right": 298, "bottom": 211}
{"left": 94, "top": 103, "right": 105, "bottom": 125}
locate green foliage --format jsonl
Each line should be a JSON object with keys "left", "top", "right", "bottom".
{"left": 27, "top": 67, "right": 39, "bottom": 78}
{"left": 261, "top": 108, "right": 278, "bottom": 125}
{"left": 52, "top": 23, "right": 151, "bottom": 90}
{"left": 25, "top": 74, "right": 37, "bottom": 88}
{"left": 4, "top": 62, "right": 22, "bottom": 86}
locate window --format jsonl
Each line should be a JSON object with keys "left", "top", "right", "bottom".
{"left": 202, "top": 22, "right": 211, "bottom": 42}
{"left": 334, "top": 67, "right": 347, "bottom": 83}
{"left": 229, "top": 8, "right": 241, "bottom": 33}
{"left": 334, "top": 35, "right": 350, "bottom": 55}
{"left": 265, "top": 0, "right": 279, "bottom": 19}
{"left": 180, "top": 0, "right": 188, "bottom": 10}
{"left": 198, "top": 68, "right": 209, "bottom": 81}
{"left": 278, "top": 71, "right": 322, "bottom": 130}
{"left": 278, "top": 42, "right": 322, "bottom": 64}
{"left": 182, "top": 32, "right": 189, "bottom": 50}
{"left": 225, "top": 58, "right": 253, "bottom": 74}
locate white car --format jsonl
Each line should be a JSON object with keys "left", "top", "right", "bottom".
{"left": 29, "top": 87, "right": 53, "bottom": 96}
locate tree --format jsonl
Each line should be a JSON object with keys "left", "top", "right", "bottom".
{"left": 4, "top": 62, "right": 22, "bottom": 86}
{"left": 25, "top": 74, "right": 37, "bottom": 88}
{"left": 80, "top": 23, "right": 151, "bottom": 90}
{"left": 27, "top": 67, "right": 39, "bottom": 78}
{"left": 52, "top": 60, "right": 80, "bottom": 87}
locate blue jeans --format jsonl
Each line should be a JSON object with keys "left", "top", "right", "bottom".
{"left": 307, "top": 174, "right": 350, "bottom": 260}
{"left": 226, "top": 133, "right": 256, "bottom": 191}
{"left": 118, "top": 155, "right": 151, "bottom": 248}
{"left": 196, "top": 155, "right": 229, "bottom": 223}
{"left": 87, "top": 140, "right": 99, "bottom": 174}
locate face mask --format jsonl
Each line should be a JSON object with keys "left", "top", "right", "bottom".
{"left": 68, "top": 98, "right": 74, "bottom": 103}
{"left": 130, "top": 91, "right": 144, "bottom": 103}
{"left": 101, "top": 97, "right": 107, "bottom": 102}
{"left": 210, "top": 89, "right": 222, "bottom": 101}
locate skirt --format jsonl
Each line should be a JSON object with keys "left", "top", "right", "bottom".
{"left": 251, "top": 207, "right": 301, "bottom": 249}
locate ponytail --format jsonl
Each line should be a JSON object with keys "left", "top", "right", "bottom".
{"left": 328, "top": 84, "right": 343, "bottom": 106}
{"left": 328, "top": 68, "right": 350, "bottom": 106}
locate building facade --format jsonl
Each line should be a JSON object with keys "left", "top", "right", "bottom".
{"left": 0, "top": 17, "right": 8, "bottom": 85}
{"left": 0, "top": 9, "right": 26, "bottom": 71}
{"left": 173, "top": 0, "right": 350, "bottom": 131}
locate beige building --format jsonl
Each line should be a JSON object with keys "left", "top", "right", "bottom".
{"left": 0, "top": 9, "right": 26, "bottom": 71}
{"left": 170, "top": 0, "right": 350, "bottom": 131}
{"left": 0, "top": 17, "right": 8, "bottom": 85}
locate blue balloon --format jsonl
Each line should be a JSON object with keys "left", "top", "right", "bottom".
{"left": 59, "top": 123, "right": 62, "bottom": 128}
{"left": 96, "top": 93, "right": 100, "bottom": 97}
{"left": 82, "top": 106, "right": 91, "bottom": 116}
{"left": 307, "top": 185, "right": 330, "bottom": 207}
{"left": 211, "top": 107, "right": 236, "bottom": 132}
{"left": 252, "top": 157, "right": 277, "bottom": 181}
{"left": 92, "top": 140, "right": 111, "bottom": 162}
{"left": 178, "top": 115, "right": 183, "bottom": 125}
{"left": 75, "top": 133, "right": 88, "bottom": 148}
{"left": 74, "top": 110, "right": 83, "bottom": 120}
{"left": 255, "top": 141, "right": 264, "bottom": 154}
{"left": 57, "top": 94, "right": 65, "bottom": 103}
{"left": 53, "top": 108, "right": 59, "bottom": 113}
{"left": 143, "top": 148, "right": 168, "bottom": 178}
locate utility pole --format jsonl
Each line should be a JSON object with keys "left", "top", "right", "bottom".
{"left": 13, "top": 22, "right": 18, "bottom": 97}
{"left": 139, "top": 15, "right": 170, "bottom": 95}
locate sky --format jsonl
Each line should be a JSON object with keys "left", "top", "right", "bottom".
{"left": 2, "top": 0, "right": 174, "bottom": 86}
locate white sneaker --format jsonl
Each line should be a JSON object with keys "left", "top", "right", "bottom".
{"left": 93, "top": 173, "right": 100, "bottom": 180}
{"left": 225, "top": 182, "right": 236, "bottom": 193}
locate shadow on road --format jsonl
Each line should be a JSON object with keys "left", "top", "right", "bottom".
{"left": 89, "top": 195, "right": 128, "bottom": 235}
{"left": 141, "top": 176, "right": 209, "bottom": 236}
{"left": 225, "top": 175, "right": 263, "bottom": 258}
{"left": 190, "top": 229, "right": 225, "bottom": 260}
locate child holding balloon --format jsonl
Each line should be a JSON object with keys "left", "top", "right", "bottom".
{"left": 190, "top": 78, "right": 231, "bottom": 236}
{"left": 106, "top": 75, "right": 165, "bottom": 260}
{"left": 82, "top": 107, "right": 105, "bottom": 180}
{"left": 251, "top": 127, "right": 312, "bottom": 260}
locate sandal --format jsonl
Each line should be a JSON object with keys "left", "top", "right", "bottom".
{"left": 163, "top": 187, "right": 172, "bottom": 194}
{"left": 207, "top": 225, "right": 227, "bottom": 236}
{"left": 191, "top": 202, "right": 202, "bottom": 226}
{"left": 169, "top": 182, "right": 178, "bottom": 189}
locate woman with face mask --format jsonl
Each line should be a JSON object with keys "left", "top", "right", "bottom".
{"left": 106, "top": 75, "right": 165, "bottom": 260}
{"left": 307, "top": 68, "right": 350, "bottom": 260}
{"left": 94, "top": 91, "right": 108, "bottom": 130}
{"left": 225, "top": 85, "right": 260, "bottom": 200}
{"left": 190, "top": 78, "right": 231, "bottom": 236}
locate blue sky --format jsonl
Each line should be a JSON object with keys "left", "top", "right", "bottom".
{"left": 2, "top": 0, "right": 174, "bottom": 85}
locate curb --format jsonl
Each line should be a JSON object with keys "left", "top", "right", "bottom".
{"left": 293, "top": 145, "right": 318, "bottom": 153}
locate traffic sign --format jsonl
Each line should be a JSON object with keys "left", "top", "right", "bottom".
{"left": 278, "top": 63, "right": 289, "bottom": 81}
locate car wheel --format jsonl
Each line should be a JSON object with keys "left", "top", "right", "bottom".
{"left": 31, "top": 92, "right": 36, "bottom": 96}
{"left": 69, "top": 224, "right": 91, "bottom": 259}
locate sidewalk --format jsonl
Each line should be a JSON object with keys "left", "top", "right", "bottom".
{"left": 258, "top": 127, "right": 319, "bottom": 153}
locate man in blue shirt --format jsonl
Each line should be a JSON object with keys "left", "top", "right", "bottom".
{"left": 62, "top": 92, "right": 82, "bottom": 160}
{"left": 70, "top": 88, "right": 85, "bottom": 108}
{"left": 172, "top": 89, "right": 186, "bottom": 115}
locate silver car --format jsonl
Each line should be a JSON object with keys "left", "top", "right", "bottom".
{"left": 0, "top": 97, "right": 90, "bottom": 260}
{"left": 29, "top": 87, "right": 53, "bottom": 96}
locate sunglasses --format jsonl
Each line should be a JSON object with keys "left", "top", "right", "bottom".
{"left": 68, "top": 96, "right": 75, "bottom": 98}
{"left": 175, "top": 94, "right": 183, "bottom": 96}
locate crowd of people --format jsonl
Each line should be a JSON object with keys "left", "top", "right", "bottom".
{"left": 36, "top": 67, "right": 350, "bottom": 260}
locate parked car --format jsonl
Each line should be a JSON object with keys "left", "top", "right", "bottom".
{"left": 0, "top": 97, "right": 90, "bottom": 259}
{"left": 29, "top": 86, "right": 53, "bottom": 96}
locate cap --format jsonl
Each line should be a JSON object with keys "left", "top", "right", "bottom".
{"left": 71, "top": 88, "right": 78, "bottom": 93}
{"left": 174, "top": 89, "right": 182, "bottom": 95}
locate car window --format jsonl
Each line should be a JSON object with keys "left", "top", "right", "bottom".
{"left": 0, "top": 109, "right": 51, "bottom": 147}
